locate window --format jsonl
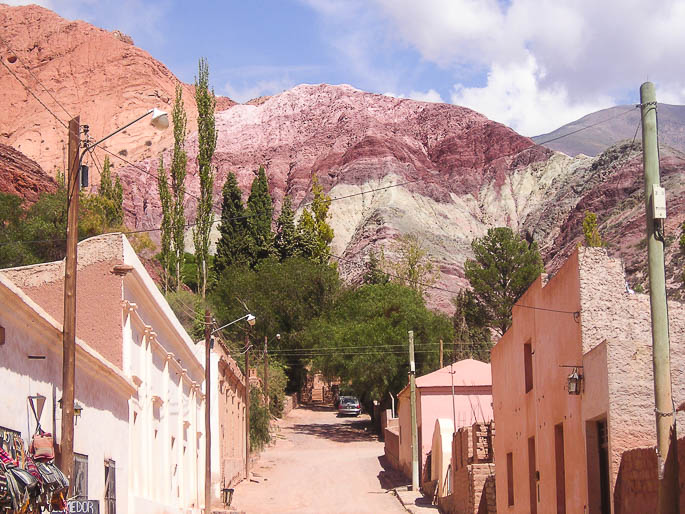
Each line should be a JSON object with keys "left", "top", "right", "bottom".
{"left": 104, "top": 459, "right": 116, "bottom": 514}
{"left": 524, "top": 342, "right": 533, "bottom": 393}
{"left": 507, "top": 452, "right": 514, "bottom": 506}
{"left": 73, "top": 453, "right": 88, "bottom": 500}
{"left": 555, "top": 423, "right": 566, "bottom": 514}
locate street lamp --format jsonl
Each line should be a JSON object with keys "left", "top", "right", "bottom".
{"left": 59, "top": 109, "right": 168, "bottom": 491}
{"left": 207, "top": 313, "right": 256, "bottom": 509}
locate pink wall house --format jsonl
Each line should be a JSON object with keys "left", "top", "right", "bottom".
{"left": 397, "top": 360, "right": 493, "bottom": 480}
{"left": 491, "top": 247, "right": 685, "bottom": 514}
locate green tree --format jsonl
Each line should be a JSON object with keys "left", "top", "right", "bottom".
{"left": 214, "top": 172, "right": 249, "bottom": 275}
{"left": 582, "top": 211, "right": 604, "bottom": 247}
{"left": 96, "top": 155, "right": 123, "bottom": 227}
{"left": 301, "top": 282, "right": 453, "bottom": 409}
{"left": 388, "top": 234, "right": 437, "bottom": 296}
{"left": 193, "top": 58, "right": 216, "bottom": 299}
{"left": 297, "top": 176, "right": 333, "bottom": 264}
{"left": 171, "top": 83, "right": 188, "bottom": 291}
{"left": 246, "top": 166, "right": 274, "bottom": 266}
{"left": 249, "top": 387, "right": 271, "bottom": 451}
{"left": 274, "top": 195, "right": 298, "bottom": 261}
{"left": 464, "top": 227, "right": 544, "bottom": 336}
{"left": 363, "top": 249, "right": 389, "bottom": 285}
{"left": 157, "top": 155, "right": 173, "bottom": 293}
{"left": 211, "top": 256, "right": 340, "bottom": 391}
{"left": 452, "top": 289, "right": 491, "bottom": 362}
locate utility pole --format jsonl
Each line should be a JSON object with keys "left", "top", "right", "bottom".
{"left": 204, "top": 309, "right": 212, "bottom": 512}
{"left": 58, "top": 116, "right": 79, "bottom": 493}
{"left": 640, "top": 81, "right": 680, "bottom": 513}
{"left": 409, "top": 330, "right": 419, "bottom": 491}
{"left": 439, "top": 339, "right": 443, "bottom": 368}
{"left": 264, "top": 335, "right": 269, "bottom": 407}
{"left": 245, "top": 333, "right": 250, "bottom": 478}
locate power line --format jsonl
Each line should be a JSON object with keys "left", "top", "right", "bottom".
{"left": 0, "top": 56, "right": 68, "bottom": 129}
{"left": 534, "top": 106, "right": 637, "bottom": 146}
{"left": 0, "top": 36, "right": 74, "bottom": 120}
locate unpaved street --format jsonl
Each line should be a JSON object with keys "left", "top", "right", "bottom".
{"left": 230, "top": 406, "right": 407, "bottom": 514}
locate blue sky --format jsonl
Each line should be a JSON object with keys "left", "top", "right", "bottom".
{"left": 12, "top": 0, "right": 685, "bottom": 135}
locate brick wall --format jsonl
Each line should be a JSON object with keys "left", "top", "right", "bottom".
{"left": 443, "top": 463, "right": 495, "bottom": 514}
{"left": 614, "top": 437, "right": 685, "bottom": 514}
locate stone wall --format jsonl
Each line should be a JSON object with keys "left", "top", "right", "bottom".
{"left": 282, "top": 393, "right": 299, "bottom": 417}
{"left": 614, "top": 437, "right": 685, "bottom": 513}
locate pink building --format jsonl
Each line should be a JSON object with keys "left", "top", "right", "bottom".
{"left": 491, "top": 247, "right": 685, "bottom": 513}
{"left": 396, "top": 360, "right": 493, "bottom": 480}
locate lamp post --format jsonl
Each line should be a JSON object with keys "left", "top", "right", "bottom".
{"left": 58, "top": 109, "right": 168, "bottom": 491}
{"left": 209, "top": 313, "right": 255, "bottom": 508}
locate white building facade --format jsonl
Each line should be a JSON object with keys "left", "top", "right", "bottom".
{"left": 1, "top": 233, "right": 207, "bottom": 513}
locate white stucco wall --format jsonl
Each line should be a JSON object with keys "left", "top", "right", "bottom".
{"left": 0, "top": 275, "right": 132, "bottom": 512}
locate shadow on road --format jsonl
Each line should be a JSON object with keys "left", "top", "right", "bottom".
{"left": 376, "top": 455, "right": 410, "bottom": 490}
{"left": 291, "top": 419, "right": 376, "bottom": 443}
{"left": 298, "top": 403, "right": 336, "bottom": 412}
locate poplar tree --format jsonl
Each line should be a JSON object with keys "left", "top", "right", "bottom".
{"left": 297, "top": 175, "right": 334, "bottom": 264}
{"left": 246, "top": 166, "right": 274, "bottom": 266}
{"left": 98, "top": 156, "right": 123, "bottom": 227}
{"left": 157, "top": 155, "right": 173, "bottom": 293}
{"left": 170, "top": 83, "right": 188, "bottom": 290}
{"left": 214, "top": 172, "right": 249, "bottom": 275}
{"left": 274, "top": 195, "right": 298, "bottom": 260}
{"left": 193, "top": 58, "right": 216, "bottom": 299}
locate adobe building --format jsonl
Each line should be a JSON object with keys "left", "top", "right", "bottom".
{"left": 395, "top": 360, "right": 493, "bottom": 481}
{"left": 1, "top": 233, "right": 207, "bottom": 513}
{"left": 491, "top": 247, "right": 685, "bottom": 513}
{"left": 0, "top": 272, "right": 134, "bottom": 513}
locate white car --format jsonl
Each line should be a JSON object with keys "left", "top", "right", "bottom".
{"left": 337, "top": 397, "right": 361, "bottom": 417}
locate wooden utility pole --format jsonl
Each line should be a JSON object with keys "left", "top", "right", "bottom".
{"left": 245, "top": 333, "right": 250, "bottom": 478}
{"left": 439, "top": 339, "right": 443, "bottom": 368}
{"left": 640, "top": 81, "right": 680, "bottom": 513}
{"left": 204, "top": 309, "right": 212, "bottom": 512}
{"left": 409, "top": 330, "right": 419, "bottom": 491}
{"left": 58, "top": 116, "right": 79, "bottom": 493}
{"left": 263, "top": 336, "right": 269, "bottom": 407}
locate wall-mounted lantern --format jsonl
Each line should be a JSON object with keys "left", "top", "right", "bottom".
{"left": 58, "top": 398, "right": 84, "bottom": 420}
{"left": 567, "top": 367, "right": 583, "bottom": 395}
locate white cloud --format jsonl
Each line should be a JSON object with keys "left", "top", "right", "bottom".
{"left": 451, "top": 54, "right": 610, "bottom": 135}
{"left": 366, "top": 0, "right": 685, "bottom": 133}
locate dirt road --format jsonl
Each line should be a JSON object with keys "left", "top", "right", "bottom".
{"left": 229, "top": 405, "right": 407, "bottom": 514}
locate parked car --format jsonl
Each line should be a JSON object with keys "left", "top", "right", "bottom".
{"left": 337, "top": 396, "right": 361, "bottom": 417}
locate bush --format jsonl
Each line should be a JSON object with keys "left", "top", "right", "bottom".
{"left": 249, "top": 387, "right": 271, "bottom": 451}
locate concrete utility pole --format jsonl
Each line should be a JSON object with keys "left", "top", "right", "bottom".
{"left": 640, "top": 81, "right": 680, "bottom": 513}
{"left": 58, "top": 116, "right": 79, "bottom": 493}
{"left": 408, "top": 330, "right": 419, "bottom": 491}
{"left": 439, "top": 339, "right": 443, "bottom": 368}
{"left": 245, "top": 333, "right": 250, "bottom": 478}
{"left": 264, "top": 336, "right": 269, "bottom": 407}
{"left": 204, "top": 310, "right": 212, "bottom": 512}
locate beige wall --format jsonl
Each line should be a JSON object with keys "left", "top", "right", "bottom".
{"left": 492, "top": 247, "right": 685, "bottom": 513}
{"left": 492, "top": 249, "right": 585, "bottom": 513}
